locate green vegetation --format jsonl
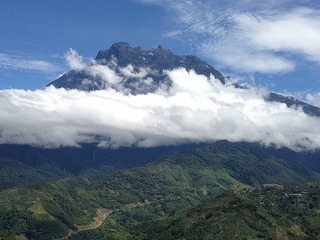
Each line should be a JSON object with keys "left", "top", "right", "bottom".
{"left": 114, "top": 183, "right": 320, "bottom": 240}
{"left": 0, "top": 230, "right": 17, "bottom": 240}
{"left": 1, "top": 141, "right": 320, "bottom": 191}
{"left": 0, "top": 207, "right": 68, "bottom": 240}
{"left": 0, "top": 158, "right": 72, "bottom": 190}
{"left": 0, "top": 143, "right": 195, "bottom": 190}
{"left": 0, "top": 141, "right": 320, "bottom": 239}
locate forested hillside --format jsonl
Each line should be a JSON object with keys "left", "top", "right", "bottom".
{"left": 115, "top": 183, "right": 320, "bottom": 240}
{"left": 0, "top": 141, "right": 319, "bottom": 239}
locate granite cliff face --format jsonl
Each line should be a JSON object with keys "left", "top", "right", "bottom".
{"left": 95, "top": 42, "right": 224, "bottom": 81}
{"left": 48, "top": 42, "right": 320, "bottom": 117}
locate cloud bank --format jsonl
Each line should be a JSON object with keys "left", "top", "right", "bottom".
{"left": 0, "top": 50, "right": 320, "bottom": 151}
{"left": 136, "top": 0, "right": 320, "bottom": 73}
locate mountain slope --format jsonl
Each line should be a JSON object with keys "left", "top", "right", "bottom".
{"left": 1, "top": 141, "right": 319, "bottom": 239}
{"left": 268, "top": 92, "right": 320, "bottom": 117}
{"left": 116, "top": 183, "right": 320, "bottom": 240}
{"left": 0, "top": 143, "right": 201, "bottom": 190}
{"left": 2, "top": 141, "right": 318, "bottom": 191}
{"left": 0, "top": 157, "right": 72, "bottom": 190}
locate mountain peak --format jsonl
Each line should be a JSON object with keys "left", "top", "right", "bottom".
{"left": 157, "top": 44, "right": 165, "bottom": 50}
{"left": 95, "top": 42, "right": 175, "bottom": 62}
{"left": 110, "top": 42, "right": 131, "bottom": 49}
{"left": 106, "top": 42, "right": 132, "bottom": 54}
{"left": 49, "top": 42, "right": 226, "bottom": 92}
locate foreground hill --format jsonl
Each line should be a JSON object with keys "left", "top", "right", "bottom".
{"left": 0, "top": 141, "right": 319, "bottom": 239}
{"left": 116, "top": 183, "right": 320, "bottom": 240}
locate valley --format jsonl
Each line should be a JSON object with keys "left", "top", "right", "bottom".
{"left": 0, "top": 141, "right": 319, "bottom": 239}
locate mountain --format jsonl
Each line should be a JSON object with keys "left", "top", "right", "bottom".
{"left": 1, "top": 42, "right": 320, "bottom": 239}
{"left": 116, "top": 183, "right": 320, "bottom": 240}
{"left": 1, "top": 141, "right": 319, "bottom": 239}
{"left": 2, "top": 42, "right": 320, "bottom": 191}
{"left": 48, "top": 42, "right": 320, "bottom": 117}
{"left": 48, "top": 42, "right": 225, "bottom": 94}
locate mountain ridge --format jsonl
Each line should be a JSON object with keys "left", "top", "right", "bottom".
{"left": 95, "top": 42, "right": 225, "bottom": 81}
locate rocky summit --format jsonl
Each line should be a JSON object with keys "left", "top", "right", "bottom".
{"left": 48, "top": 42, "right": 225, "bottom": 94}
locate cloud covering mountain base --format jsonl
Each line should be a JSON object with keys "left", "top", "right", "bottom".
{"left": 0, "top": 61, "right": 319, "bottom": 150}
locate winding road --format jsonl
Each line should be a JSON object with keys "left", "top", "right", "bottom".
{"left": 59, "top": 208, "right": 113, "bottom": 240}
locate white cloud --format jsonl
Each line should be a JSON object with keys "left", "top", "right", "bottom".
{"left": 306, "top": 92, "right": 320, "bottom": 108}
{"left": 0, "top": 53, "right": 62, "bottom": 73}
{"left": 64, "top": 48, "right": 122, "bottom": 88}
{"left": 1, "top": 56, "right": 320, "bottom": 150}
{"left": 233, "top": 8, "right": 320, "bottom": 62}
{"left": 135, "top": 0, "right": 320, "bottom": 73}
{"left": 65, "top": 49, "right": 85, "bottom": 70}
{"left": 64, "top": 49, "right": 158, "bottom": 93}
{"left": 119, "top": 64, "right": 150, "bottom": 79}
{"left": 201, "top": 41, "right": 295, "bottom": 73}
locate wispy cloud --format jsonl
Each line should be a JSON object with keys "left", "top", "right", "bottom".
{"left": 0, "top": 50, "right": 319, "bottom": 150}
{"left": 63, "top": 49, "right": 157, "bottom": 93}
{"left": 135, "top": 0, "right": 320, "bottom": 73}
{"left": 306, "top": 92, "right": 320, "bottom": 108}
{"left": 0, "top": 53, "right": 63, "bottom": 73}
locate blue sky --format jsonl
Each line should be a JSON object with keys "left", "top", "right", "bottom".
{"left": 1, "top": 0, "right": 320, "bottom": 99}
